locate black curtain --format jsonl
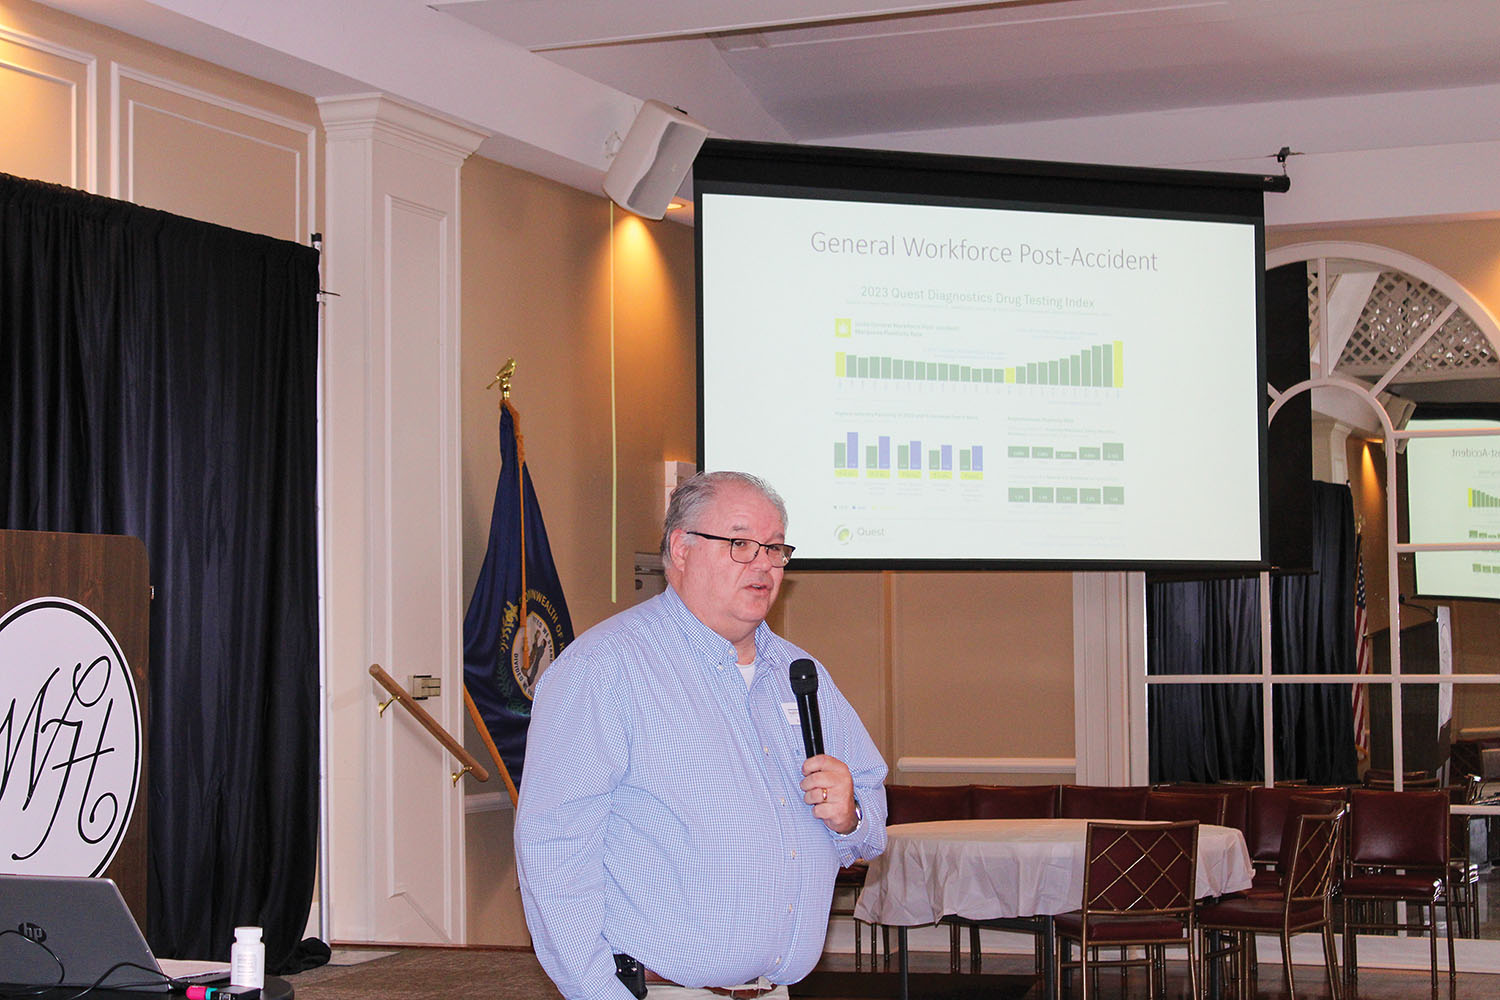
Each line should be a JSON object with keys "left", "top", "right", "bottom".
{"left": 1270, "top": 481, "right": 1358, "bottom": 784}
{"left": 1148, "top": 481, "right": 1359, "bottom": 785}
{"left": 0, "top": 173, "right": 319, "bottom": 970}
{"left": 1147, "top": 578, "right": 1265, "bottom": 781}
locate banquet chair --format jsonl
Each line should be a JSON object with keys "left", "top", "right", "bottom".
{"left": 1447, "top": 782, "right": 1481, "bottom": 936}
{"left": 1053, "top": 820, "right": 1199, "bottom": 1000}
{"left": 830, "top": 863, "right": 873, "bottom": 968}
{"left": 1245, "top": 785, "right": 1345, "bottom": 890}
{"left": 970, "top": 783, "right": 1059, "bottom": 819}
{"left": 1198, "top": 806, "right": 1345, "bottom": 1000}
{"left": 1156, "top": 783, "right": 1250, "bottom": 834}
{"left": 947, "top": 784, "right": 1059, "bottom": 972}
{"left": 885, "top": 783, "right": 973, "bottom": 825}
{"left": 1059, "top": 784, "right": 1150, "bottom": 820}
{"left": 1145, "top": 789, "right": 1228, "bottom": 826}
{"left": 1342, "top": 789, "right": 1455, "bottom": 1000}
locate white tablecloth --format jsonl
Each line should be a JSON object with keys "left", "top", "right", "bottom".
{"left": 853, "top": 818, "right": 1255, "bottom": 926}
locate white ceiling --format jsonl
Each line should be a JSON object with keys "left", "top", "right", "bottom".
{"left": 36, "top": 0, "right": 1500, "bottom": 217}
{"left": 433, "top": 0, "right": 1500, "bottom": 142}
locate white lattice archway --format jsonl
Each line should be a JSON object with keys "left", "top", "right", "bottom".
{"left": 1268, "top": 241, "right": 1500, "bottom": 390}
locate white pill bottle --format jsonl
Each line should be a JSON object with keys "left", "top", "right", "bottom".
{"left": 230, "top": 925, "right": 265, "bottom": 989}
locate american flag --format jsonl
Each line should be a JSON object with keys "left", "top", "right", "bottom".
{"left": 1352, "top": 541, "right": 1372, "bottom": 760}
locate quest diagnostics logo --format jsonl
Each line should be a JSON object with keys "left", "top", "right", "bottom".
{"left": 833, "top": 525, "right": 854, "bottom": 545}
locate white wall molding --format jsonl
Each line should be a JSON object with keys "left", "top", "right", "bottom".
{"left": 79, "top": 0, "right": 639, "bottom": 194}
{"left": 318, "top": 93, "right": 491, "bottom": 162}
{"left": 895, "top": 756, "right": 1076, "bottom": 775}
{"left": 0, "top": 22, "right": 96, "bottom": 191}
{"left": 110, "top": 63, "right": 316, "bottom": 222}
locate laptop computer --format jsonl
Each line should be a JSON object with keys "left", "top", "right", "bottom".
{"left": 0, "top": 874, "right": 228, "bottom": 991}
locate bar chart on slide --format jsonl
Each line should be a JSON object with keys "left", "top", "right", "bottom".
{"left": 833, "top": 432, "right": 984, "bottom": 480}
{"left": 1469, "top": 487, "right": 1500, "bottom": 508}
{"left": 834, "top": 340, "right": 1124, "bottom": 389}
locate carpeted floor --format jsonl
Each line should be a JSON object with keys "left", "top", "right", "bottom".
{"left": 285, "top": 947, "right": 560, "bottom": 1000}
{"left": 282, "top": 946, "right": 1500, "bottom": 1000}
{"left": 283, "top": 950, "right": 1038, "bottom": 1000}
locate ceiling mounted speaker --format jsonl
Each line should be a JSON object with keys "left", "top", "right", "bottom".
{"left": 603, "top": 100, "right": 709, "bottom": 220}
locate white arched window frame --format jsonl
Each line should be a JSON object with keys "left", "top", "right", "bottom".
{"left": 1262, "top": 242, "right": 1500, "bottom": 796}
{"left": 1134, "top": 241, "right": 1500, "bottom": 968}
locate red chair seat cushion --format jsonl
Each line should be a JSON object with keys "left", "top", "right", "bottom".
{"left": 1054, "top": 911, "right": 1188, "bottom": 943}
{"left": 1198, "top": 896, "right": 1326, "bottom": 931}
{"left": 1342, "top": 871, "right": 1443, "bottom": 898}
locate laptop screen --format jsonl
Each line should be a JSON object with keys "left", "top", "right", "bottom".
{"left": 0, "top": 875, "right": 168, "bottom": 991}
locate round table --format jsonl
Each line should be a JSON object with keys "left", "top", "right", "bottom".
{"left": 855, "top": 817, "right": 1254, "bottom": 926}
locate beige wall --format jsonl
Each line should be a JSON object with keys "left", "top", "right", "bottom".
{"left": 0, "top": 0, "right": 319, "bottom": 243}
{"left": 459, "top": 157, "right": 700, "bottom": 633}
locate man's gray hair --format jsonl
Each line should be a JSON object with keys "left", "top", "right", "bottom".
{"left": 660, "top": 471, "right": 788, "bottom": 559}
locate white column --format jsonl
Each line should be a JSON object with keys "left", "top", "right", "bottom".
{"left": 1072, "top": 571, "right": 1148, "bottom": 785}
{"left": 318, "top": 93, "right": 485, "bottom": 944}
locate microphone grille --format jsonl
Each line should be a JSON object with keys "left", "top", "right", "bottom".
{"left": 788, "top": 658, "right": 818, "bottom": 695}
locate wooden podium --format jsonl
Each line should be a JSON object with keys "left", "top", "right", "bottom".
{"left": 0, "top": 529, "right": 151, "bottom": 925}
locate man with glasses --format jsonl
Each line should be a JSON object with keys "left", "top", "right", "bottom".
{"left": 516, "top": 471, "right": 888, "bottom": 1000}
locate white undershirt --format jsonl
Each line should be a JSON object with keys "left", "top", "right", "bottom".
{"left": 737, "top": 658, "right": 756, "bottom": 688}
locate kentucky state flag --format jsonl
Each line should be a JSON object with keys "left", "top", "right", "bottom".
{"left": 463, "top": 398, "right": 574, "bottom": 794}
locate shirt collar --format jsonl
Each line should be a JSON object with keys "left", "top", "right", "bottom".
{"left": 662, "top": 584, "right": 778, "bottom": 670}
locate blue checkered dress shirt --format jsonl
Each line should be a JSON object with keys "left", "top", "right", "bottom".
{"left": 515, "top": 586, "right": 888, "bottom": 1000}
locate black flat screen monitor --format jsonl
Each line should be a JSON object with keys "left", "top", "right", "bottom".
{"left": 695, "top": 139, "right": 1272, "bottom": 571}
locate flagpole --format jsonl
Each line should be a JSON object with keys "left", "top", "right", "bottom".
{"left": 492, "top": 358, "right": 533, "bottom": 711}
{"left": 472, "top": 357, "right": 527, "bottom": 804}
{"left": 506, "top": 396, "right": 531, "bottom": 699}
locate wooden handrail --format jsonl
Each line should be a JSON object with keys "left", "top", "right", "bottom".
{"left": 369, "top": 663, "right": 489, "bottom": 785}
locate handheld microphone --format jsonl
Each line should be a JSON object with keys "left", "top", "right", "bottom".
{"left": 788, "top": 658, "right": 824, "bottom": 758}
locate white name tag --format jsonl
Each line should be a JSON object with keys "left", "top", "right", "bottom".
{"left": 782, "top": 702, "right": 801, "bottom": 726}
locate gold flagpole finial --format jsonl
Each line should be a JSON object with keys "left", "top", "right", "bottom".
{"left": 487, "top": 358, "right": 517, "bottom": 401}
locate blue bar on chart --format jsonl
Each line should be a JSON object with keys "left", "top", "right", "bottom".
{"left": 870, "top": 435, "right": 892, "bottom": 477}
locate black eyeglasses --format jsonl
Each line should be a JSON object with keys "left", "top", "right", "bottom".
{"left": 686, "top": 531, "right": 796, "bottom": 567}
